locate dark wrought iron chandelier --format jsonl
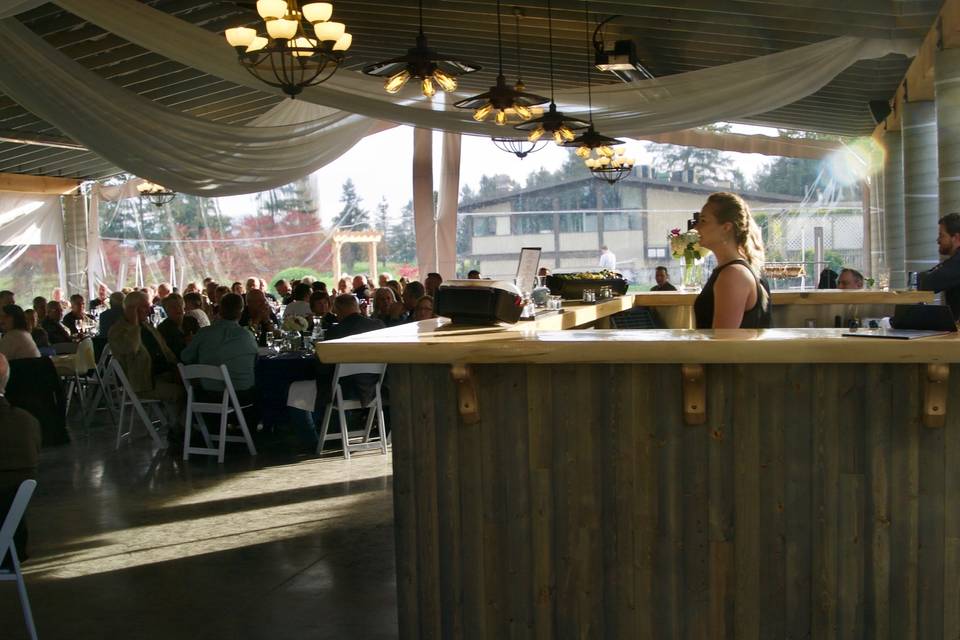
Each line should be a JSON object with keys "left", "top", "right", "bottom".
{"left": 137, "top": 181, "right": 176, "bottom": 207}
{"left": 224, "top": 1, "right": 352, "bottom": 98}
{"left": 513, "top": 0, "right": 589, "bottom": 145}
{"left": 361, "top": 0, "right": 480, "bottom": 98}
{"left": 564, "top": 0, "right": 634, "bottom": 185}
{"left": 454, "top": 1, "right": 548, "bottom": 125}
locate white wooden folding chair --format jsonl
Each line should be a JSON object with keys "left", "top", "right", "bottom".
{"left": 110, "top": 359, "right": 167, "bottom": 449}
{"left": 317, "top": 363, "right": 388, "bottom": 460}
{"left": 81, "top": 343, "right": 117, "bottom": 427}
{"left": 0, "top": 479, "right": 39, "bottom": 640}
{"left": 54, "top": 340, "right": 86, "bottom": 417}
{"left": 178, "top": 363, "right": 257, "bottom": 464}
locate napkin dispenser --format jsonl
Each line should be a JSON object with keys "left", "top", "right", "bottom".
{"left": 435, "top": 280, "right": 524, "bottom": 325}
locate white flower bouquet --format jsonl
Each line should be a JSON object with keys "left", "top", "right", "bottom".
{"left": 668, "top": 228, "right": 705, "bottom": 260}
{"left": 282, "top": 315, "right": 309, "bottom": 332}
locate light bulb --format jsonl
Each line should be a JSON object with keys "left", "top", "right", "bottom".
{"left": 576, "top": 145, "right": 591, "bottom": 159}
{"left": 421, "top": 76, "right": 437, "bottom": 98}
{"left": 553, "top": 129, "right": 563, "bottom": 145}
{"left": 246, "top": 36, "right": 269, "bottom": 53}
{"left": 314, "top": 20, "right": 345, "bottom": 41}
{"left": 473, "top": 103, "right": 494, "bottom": 122}
{"left": 384, "top": 69, "right": 411, "bottom": 93}
{"left": 333, "top": 33, "right": 352, "bottom": 51}
{"left": 559, "top": 126, "right": 575, "bottom": 142}
{"left": 432, "top": 69, "right": 458, "bottom": 93}
{"left": 266, "top": 17, "right": 297, "bottom": 40}
{"left": 599, "top": 156, "right": 611, "bottom": 166}
{"left": 257, "top": 0, "right": 287, "bottom": 20}
{"left": 225, "top": 26, "right": 257, "bottom": 48}
{"left": 585, "top": 158, "right": 597, "bottom": 168}
{"left": 301, "top": 2, "right": 333, "bottom": 23}
{"left": 528, "top": 126, "right": 545, "bottom": 143}
{"left": 290, "top": 37, "right": 318, "bottom": 56}
{"left": 513, "top": 104, "right": 532, "bottom": 120}
{"left": 598, "top": 145, "right": 614, "bottom": 157}
{"left": 495, "top": 110, "right": 508, "bottom": 126}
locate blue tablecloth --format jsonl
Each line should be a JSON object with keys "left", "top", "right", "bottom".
{"left": 255, "top": 351, "right": 320, "bottom": 426}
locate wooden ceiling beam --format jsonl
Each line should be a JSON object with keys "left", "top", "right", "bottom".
{"left": 0, "top": 171, "right": 80, "bottom": 195}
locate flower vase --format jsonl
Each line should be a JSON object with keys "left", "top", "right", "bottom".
{"left": 681, "top": 252, "right": 703, "bottom": 291}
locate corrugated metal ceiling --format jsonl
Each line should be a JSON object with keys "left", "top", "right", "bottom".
{"left": 0, "top": 0, "right": 942, "bottom": 180}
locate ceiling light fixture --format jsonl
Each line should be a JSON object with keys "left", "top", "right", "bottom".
{"left": 454, "top": 1, "right": 548, "bottom": 125}
{"left": 361, "top": 0, "right": 480, "bottom": 98}
{"left": 513, "top": 0, "right": 589, "bottom": 145}
{"left": 224, "top": 1, "right": 352, "bottom": 98}
{"left": 564, "top": 0, "right": 634, "bottom": 185}
{"left": 137, "top": 181, "right": 176, "bottom": 207}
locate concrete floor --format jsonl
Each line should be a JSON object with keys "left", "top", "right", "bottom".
{"left": 0, "top": 415, "right": 398, "bottom": 639}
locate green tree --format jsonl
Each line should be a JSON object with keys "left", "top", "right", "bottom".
{"left": 256, "top": 176, "right": 316, "bottom": 223}
{"left": 389, "top": 199, "right": 417, "bottom": 264}
{"left": 645, "top": 124, "right": 740, "bottom": 185}
{"left": 331, "top": 178, "right": 369, "bottom": 231}
{"left": 751, "top": 157, "right": 822, "bottom": 197}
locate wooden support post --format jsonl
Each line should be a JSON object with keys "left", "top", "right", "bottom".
{"left": 681, "top": 364, "right": 706, "bottom": 425}
{"left": 332, "top": 240, "right": 342, "bottom": 287}
{"left": 369, "top": 241, "right": 378, "bottom": 285}
{"left": 923, "top": 363, "right": 950, "bottom": 428}
{"left": 450, "top": 363, "right": 480, "bottom": 425}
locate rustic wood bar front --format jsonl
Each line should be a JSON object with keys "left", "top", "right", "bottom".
{"left": 316, "top": 318, "right": 960, "bottom": 639}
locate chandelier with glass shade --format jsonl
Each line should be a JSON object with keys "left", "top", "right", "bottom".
{"left": 224, "top": 1, "right": 352, "bottom": 98}
{"left": 137, "top": 181, "right": 176, "bottom": 207}
{"left": 361, "top": 0, "right": 480, "bottom": 98}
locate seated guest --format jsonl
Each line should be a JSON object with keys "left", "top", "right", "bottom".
{"left": 23, "top": 310, "right": 48, "bottom": 349}
{"left": 413, "top": 295, "right": 436, "bottom": 321}
{"left": 204, "top": 281, "right": 219, "bottom": 307}
{"left": 98, "top": 291, "right": 125, "bottom": 338}
{"left": 0, "top": 305, "right": 40, "bottom": 360}
{"left": 183, "top": 292, "right": 210, "bottom": 328}
{"left": 325, "top": 294, "right": 385, "bottom": 341}
{"left": 62, "top": 293, "right": 95, "bottom": 335}
{"left": 537, "top": 267, "right": 550, "bottom": 277}
{"left": 0, "top": 353, "right": 42, "bottom": 568}
{"left": 107, "top": 292, "right": 182, "bottom": 426}
{"left": 275, "top": 279, "right": 294, "bottom": 305}
{"left": 231, "top": 281, "right": 244, "bottom": 295}
{"left": 183, "top": 282, "right": 200, "bottom": 295}
{"left": 211, "top": 285, "right": 230, "bottom": 319}
{"left": 467, "top": 270, "right": 481, "bottom": 280}
{"left": 241, "top": 289, "right": 279, "bottom": 344}
{"left": 181, "top": 293, "right": 257, "bottom": 401}
{"left": 309, "top": 291, "right": 336, "bottom": 331}
{"left": 245, "top": 277, "right": 260, "bottom": 295}
{"left": 386, "top": 280, "right": 403, "bottom": 303}
{"left": 0, "top": 290, "right": 13, "bottom": 307}
{"left": 157, "top": 293, "right": 187, "bottom": 360}
{"left": 817, "top": 268, "right": 839, "bottom": 289}
{"left": 352, "top": 275, "right": 370, "bottom": 301}
{"left": 399, "top": 280, "right": 426, "bottom": 323}
{"left": 182, "top": 315, "right": 201, "bottom": 343}
{"left": 425, "top": 272, "right": 443, "bottom": 297}
{"left": 919, "top": 212, "right": 960, "bottom": 319}
{"left": 311, "top": 281, "right": 327, "bottom": 294}
{"left": 89, "top": 283, "right": 110, "bottom": 313}
{"left": 378, "top": 273, "right": 392, "bottom": 289}
{"left": 50, "top": 287, "right": 65, "bottom": 308}
{"left": 337, "top": 277, "right": 350, "bottom": 294}
{"left": 282, "top": 283, "right": 312, "bottom": 321}
{"left": 31, "top": 296, "right": 46, "bottom": 321}
{"left": 837, "top": 268, "right": 865, "bottom": 290}
{"left": 371, "top": 287, "right": 397, "bottom": 324}
{"left": 650, "top": 266, "right": 677, "bottom": 292}
{"left": 42, "top": 300, "right": 72, "bottom": 344}
{"left": 156, "top": 282, "right": 172, "bottom": 301}
{"left": 692, "top": 192, "right": 771, "bottom": 329}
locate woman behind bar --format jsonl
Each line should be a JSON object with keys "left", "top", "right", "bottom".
{"left": 693, "top": 192, "right": 771, "bottom": 329}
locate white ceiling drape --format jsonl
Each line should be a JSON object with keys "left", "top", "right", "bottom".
{"left": 56, "top": 0, "right": 916, "bottom": 138}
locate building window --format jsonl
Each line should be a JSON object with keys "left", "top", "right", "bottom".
{"left": 512, "top": 214, "right": 553, "bottom": 235}
{"left": 647, "top": 246, "right": 667, "bottom": 259}
{"left": 473, "top": 216, "right": 497, "bottom": 237}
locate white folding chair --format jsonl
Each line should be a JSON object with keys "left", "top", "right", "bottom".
{"left": 317, "top": 363, "right": 388, "bottom": 460}
{"left": 178, "top": 364, "right": 257, "bottom": 464}
{"left": 110, "top": 359, "right": 167, "bottom": 449}
{"left": 82, "top": 344, "right": 118, "bottom": 427}
{"left": 0, "top": 479, "right": 39, "bottom": 640}
{"left": 54, "top": 341, "right": 86, "bottom": 417}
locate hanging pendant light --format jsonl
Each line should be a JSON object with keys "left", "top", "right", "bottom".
{"left": 137, "top": 181, "right": 176, "bottom": 207}
{"left": 513, "top": 0, "right": 589, "bottom": 145}
{"left": 492, "top": 8, "right": 550, "bottom": 159}
{"left": 361, "top": 0, "right": 480, "bottom": 98}
{"left": 454, "top": 1, "right": 548, "bottom": 125}
{"left": 562, "top": 0, "right": 634, "bottom": 184}
{"left": 224, "top": 1, "right": 352, "bottom": 98}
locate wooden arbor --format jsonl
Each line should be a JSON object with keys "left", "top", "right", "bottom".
{"left": 331, "top": 230, "right": 383, "bottom": 287}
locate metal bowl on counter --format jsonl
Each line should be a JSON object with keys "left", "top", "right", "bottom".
{"left": 545, "top": 271, "right": 629, "bottom": 300}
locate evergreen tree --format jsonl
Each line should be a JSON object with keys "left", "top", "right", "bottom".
{"left": 255, "top": 176, "right": 317, "bottom": 223}
{"left": 376, "top": 196, "right": 390, "bottom": 262}
{"left": 389, "top": 199, "right": 417, "bottom": 264}
{"left": 331, "top": 178, "right": 369, "bottom": 231}
{"left": 751, "top": 157, "right": 822, "bottom": 197}
{"left": 645, "top": 125, "right": 739, "bottom": 185}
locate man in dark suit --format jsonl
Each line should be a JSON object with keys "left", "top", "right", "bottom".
{"left": 919, "top": 212, "right": 960, "bottom": 320}
{"left": 324, "top": 294, "right": 385, "bottom": 341}
{"left": 0, "top": 354, "right": 41, "bottom": 568}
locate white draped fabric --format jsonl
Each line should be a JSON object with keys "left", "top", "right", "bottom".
{"left": 435, "top": 133, "right": 461, "bottom": 280}
{"left": 412, "top": 129, "right": 435, "bottom": 280}
{"left": 0, "top": 19, "right": 381, "bottom": 197}
{"left": 56, "top": 0, "right": 916, "bottom": 138}
{"left": 0, "top": 191, "right": 63, "bottom": 273}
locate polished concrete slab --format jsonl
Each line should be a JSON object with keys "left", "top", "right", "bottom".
{"left": 0, "top": 416, "right": 398, "bottom": 639}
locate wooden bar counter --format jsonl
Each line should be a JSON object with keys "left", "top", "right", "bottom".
{"left": 317, "top": 317, "right": 960, "bottom": 639}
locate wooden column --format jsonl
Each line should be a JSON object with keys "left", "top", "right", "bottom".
{"left": 332, "top": 240, "right": 342, "bottom": 286}
{"left": 369, "top": 241, "right": 378, "bottom": 285}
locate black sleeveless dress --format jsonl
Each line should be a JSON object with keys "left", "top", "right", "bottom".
{"left": 693, "top": 259, "right": 771, "bottom": 329}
